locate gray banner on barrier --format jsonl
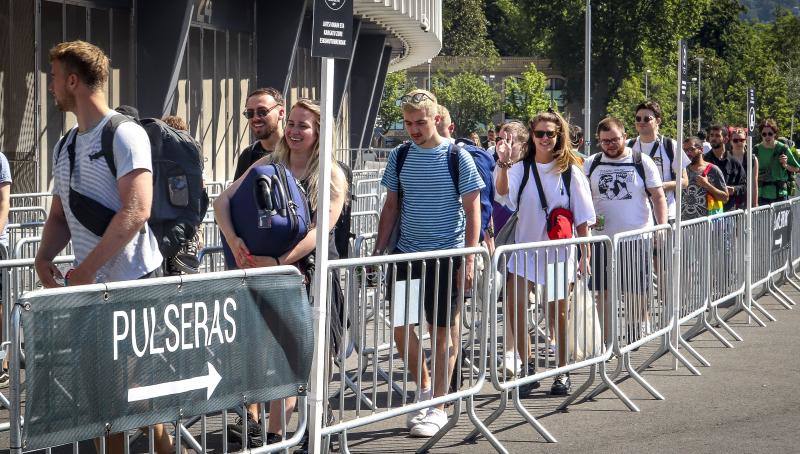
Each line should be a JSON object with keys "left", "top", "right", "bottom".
{"left": 20, "top": 272, "right": 312, "bottom": 450}
{"left": 773, "top": 204, "right": 792, "bottom": 254}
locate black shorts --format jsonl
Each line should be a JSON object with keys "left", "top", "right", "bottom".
{"left": 590, "top": 241, "right": 652, "bottom": 292}
{"left": 385, "top": 254, "right": 463, "bottom": 328}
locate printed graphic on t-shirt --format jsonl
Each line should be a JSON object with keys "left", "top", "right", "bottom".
{"left": 652, "top": 155, "right": 663, "bottom": 173}
{"left": 683, "top": 183, "right": 707, "bottom": 218}
{"left": 598, "top": 169, "right": 634, "bottom": 200}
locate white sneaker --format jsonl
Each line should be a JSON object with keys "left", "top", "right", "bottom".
{"left": 410, "top": 408, "right": 448, "bottom": 437}
{"left": 405, "top": 387, "right": 432, "bottom": 428}
{"left": 500, "top": 351, "right": 522, "bottom": 378}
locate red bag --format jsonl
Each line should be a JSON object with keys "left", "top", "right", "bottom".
{"left": 547, "top": 207, "right": 575, "bottom": 240}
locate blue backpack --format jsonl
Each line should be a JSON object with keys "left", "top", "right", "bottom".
{"left": 395, "top": 139, "right": 495, "bottom": 240}
{"left": 222, "top": 163, "right": 311, "bottom": 269}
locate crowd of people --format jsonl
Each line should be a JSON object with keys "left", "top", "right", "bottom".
{"left": 3, "top": 37, "right": 798, "bottom": 450}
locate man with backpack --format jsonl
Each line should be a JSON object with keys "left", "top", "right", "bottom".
{"left": 35, "top": 40, "right": 171, "bottom": 454}
{"left": 233, "top": 87, "right": 285, "bottom": 180}
{"left": 682, "top": 136, "right": 728, "bottom": 220}
{"left": 373, "top": 89, "right": 484, "bottom": 438}
{"left": 704, "top": 124, "right": 745, "bottom": 212}
{"left": 629, "top": 101, "right": 689, "bottom": 222}
{"left": 755, "top": 118, "right": 800, "bottom": 205}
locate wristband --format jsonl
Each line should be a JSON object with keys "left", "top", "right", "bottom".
{"left": 497, "top": 160, "right": 514, "bottom": 169}
{"left": 275, "top": 256, "right": 281, "bottom": 265}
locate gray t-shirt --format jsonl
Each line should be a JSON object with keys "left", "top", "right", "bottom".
{"left": 683, "top": 163, "right": 727, "bottom": 220}
{"left": 52, "top": 112, "right": 162, "bottom": 282}
{"left": 0, "top": 152, "right": 12, "bottom": 247}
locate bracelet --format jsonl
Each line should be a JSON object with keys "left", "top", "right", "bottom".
{"left": 274, "top": 256, "right": 281, "bottom": 265}
{"left": 497, "top": 160, "right": 514, "bottom": 169}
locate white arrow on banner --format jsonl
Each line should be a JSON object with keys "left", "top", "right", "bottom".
{"left": 127, "top": 362, "right": 222, "bottom": 402}
{"left": 775, "top": 236, "right": 783, "bottom": 248}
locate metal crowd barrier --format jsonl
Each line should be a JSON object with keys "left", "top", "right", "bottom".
{"left": 197, "top": 245, "right": 226, "bottom": 273}
{"left": 352, "top": 194, "right": 380, "bottom": 213}
{"left": 703, "top": 211, "right": 747, "bottom": 343}
{"left": 7, "top": 223, "right": 45, "bottom": 253}
{"left": 8, "top": 207, "right": 47, "bottom": 225}
{"left": 354, "top": 178, "right": 382, "bottom": 198}
{"left": 786, "top": 198, "right": 800, "bottom": 293}
{"left": 740, "top": 205, "right": 779, "bottom": 324}
{"left": 9, "top": 193, "right": 52, "bottom": 211}
{"left": 320, "top": 247, "right": 501, "bottom": 452}
{"left": 471, "top": 235, "right": 630, "bottom": 444}
{"left": 351, "top": 211, "right": 379, "bottom": 238}
{"left": 764, "top": 200, "right": 796, "bottom": 311}
{"left": 7, "top": 266, "right": 309, "bottom": 453}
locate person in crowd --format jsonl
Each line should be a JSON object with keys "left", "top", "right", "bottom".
{"left": 703, "top": 124, "right": 745, "bottom": 212}
{"left": 162, "top": 115, "right": 188, "bottom": 131}
{"left": 372, "top": 89, "right": 483, "bottom": 437}
{"left": 436, "top": 105, "right": 456, "bottom": 142}
{"left": 755, "top": 118, "right": 800, "bottom": 205}
{"left": 629, "top": 101, "right": 689, "bottom": 222}
{"left": 469, "top": 131, "right": 483, "bottom": 149}
{"left": 584, "top": 117, "right": 667, "bottom": 343}
{"left": 698, "top": 130, "right": 712, "bottom": 154}
{"left": 491, "top": 121, "right": 528, "bottom": 233}
{"left": 115, "top": 104, "right": 139, "bottom": 120}
{"left": 0, "top": 148, "right": 10, "bottom": 388}
{"left": 486, "top": 127, "right": 497, "bottom": 148}
{"left": 34, "top": 40, "right": 168, "bottom": 454}
{"left": 233, "top": 87, "right": 285, "bottom": 180}
{"left": 214, "top": 99, "right": 347, "bottom": 448}
{"left": 495, "top": 111, "right": 595, "bottom": 397}
{"left": 683, "top": 136, "right": 728, "bottom": 220}
{"left": 570, "top": 124, "right": 587, "bottom": 159}
{"left": 728, "top": 127, "right": 759, "bottom": 207}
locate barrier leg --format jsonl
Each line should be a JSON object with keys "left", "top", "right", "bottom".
{"left": 677, "top": 336, "right": 710, "bottom": 367}
{"left": 623, "top": 352, "right": 664, "bottom": 400}
{"left": 585, "top": 355, "right": 623, "bottom": 401}
{"left": 511, "top": 386, "right": 557, "bottom": 442}
{"left": 9, "top": 306, "right": 22, "bottom": 454}
{"left": 681, "top": 316, "right": 706, "bottom": 342}
{"left": 177, "top": 423, "right": 202, "bottom": 453}
{"left": 597, "top": 358, "right": 639, "bottom": 412}
{"left": 768, "top": 280, "right": 795, "bottom": 309}
{"left": 635, "top": 337, "right": 668, "bottom": 373}
{"left": 666, "top": 332, "right": 701, "bottom": 376}
{"left": 466, "top": 390, "right": 508, "bottom": 442}
{"left": 465, "top": 395, "right": 507, "bottom": 454}
{"left": 750, "top": 298, "right": 776, "bottom": 322}
{"left": 417, "top": 398, "right": 462, "bottom": 453}
{"left": 339, "top": 430, "right": 351, "bottom": 454}
{"left": 701, "top": 311, "right": 735, "bottom": 348}
{"left": 557, "top": 364, "right": 597, "bottom": 411}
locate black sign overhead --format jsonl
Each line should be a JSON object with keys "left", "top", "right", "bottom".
{"left": 679, "top": 41, "right": 689, "bottom": 102}
{"left": 312, "top": 0, "right": 353, "bottom": 59}
{"left": 20, "top": 271, "right": 312, "bottom": 450}
{"left": 748, "top": 88, "right": 757, "bottom": 137}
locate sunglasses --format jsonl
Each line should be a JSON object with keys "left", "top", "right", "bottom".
{"left": 732, "top": 138, "right": 746, "bottom": 144}
{"left": 635, "top": 115, "right": 655, "bottom": 123}
{"left": 599, "top": 137, "right": 623, "bottom": 146}
{"left": 761, "top": 131, "right": 775, "bottom": 137}
{"left": 243, "top": 104, "right": 280, "bottom": 119}
{"left": 532, "top": 130, "right": 558, "bottom": 139}
{"left": 400, "top": 93, "right": 435, "bottom": 104}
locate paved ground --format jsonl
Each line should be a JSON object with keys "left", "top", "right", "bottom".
{"left": 3, "top": 284, "right": 799, "bottom": 453}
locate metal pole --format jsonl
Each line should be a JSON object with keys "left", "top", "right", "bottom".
{"left": 427, "top": 58, "right": 432, "bottom": 91}
{"left": 672, "top": 41, "right": 686, "bottom": 371}
{"left": 688, "top": 83, "right": 693, "bottom": 133}
{"left": 697, "top": 58, "right": 703, "bottom": 133}
{"left": 584, "top": 0, "right": 591, "bottom": 153}
{"left": 308, "top": 56, "right": 335, "bottom": 454}
{"left": 645, "top": 69, "right": 650, "bottom": 99}
{"left": 746, "top": 88, "right": 754, "bottom": 325}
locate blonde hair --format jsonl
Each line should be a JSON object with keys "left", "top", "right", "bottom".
{"left": 437, "top": 104, "right": 451, "bottom": 125}
{"left": 49, "top": 40, "right": 109, "bottom": 91}
{"left": 270, "top": 99, "right": 344, "bottom": 211}
{"left": 528, "top": 111, "right": 582, "bottom": 173}
{"left": 401, "top": 88, "right": 438, "bottom": 117}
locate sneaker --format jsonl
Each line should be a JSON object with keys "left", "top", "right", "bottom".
{"left": 550, "top": 373, "right": 571, "bottom": 396}
{"left": 264, "top": 432, "right": 283, "bottom": 445}
{"left": 500, "top": 351, "right": 522, "bottom": 378}
{"left": 518, "top": 359, "right": 541, "bottom": 398}
{"left": 537, "top": 345, "right": 557, "bottom": 358}
{"left": 226, "top": 415, "right": 263, "bottom": 448}
{"left": 0, "top": 370, "right": 8, "bottom": 389}
{"left": 409, "top": 408, "right": 448, "bottom": 438}
{"left": 405, "top": 387, "right": 432, "bottom": 428}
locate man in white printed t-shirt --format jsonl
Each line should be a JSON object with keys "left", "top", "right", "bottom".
{"left": 629, "top": 100, "right": 689, "bottom": 221}
{"left": 585, "top": 117, "right": 668, "bottom": 343}
{"left": 34, "top": 41, "right": 168, "bottom": 454}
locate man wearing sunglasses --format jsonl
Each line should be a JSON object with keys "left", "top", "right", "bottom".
{"left": 629, "top": 101, "right": 689, "bottom": 222}
{"left": 755, "top": 118, "right": 799, "bottom": 204}
{"left": 233, "top": 87, "right": 285, "bottom": 180}
{"left": 703, "top": 124, "right": 744, "bottom": 212}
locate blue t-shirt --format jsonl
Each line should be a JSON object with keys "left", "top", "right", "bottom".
{"left": 0, "top": 152, "right": 12, "bottom": 247}
{"left": 381, "top": 141, "right": 484, "bottom": 252}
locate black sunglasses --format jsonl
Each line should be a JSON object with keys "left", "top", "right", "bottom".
{"left": 400, "top": 93, "right": 435, "bottom": 104}
{"left": 532, "top": 130, "right": 558, "bottom": 139}
{"left": 243, "top": 104, "right": 281, "bottom": 119}
{"left": 635, "top": 115, "right": 655, "bottom": 123}
{"left": 732, "top": 138, "right": 746, "bottom": 144}
{"left": 761, "top": 131, "right": 775, "bottom": 137}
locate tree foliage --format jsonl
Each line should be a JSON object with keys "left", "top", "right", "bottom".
{"left": 376, "top": 70, "right": 409, "bottom": 130}
{"left": 503, "top": 63, "right": 551, "bottom": 122}
{"left": 442, "top": 0, "right": 499, "bottom": 59}
{"left": 433, "top": 72, "right": 501, "bottom": 135}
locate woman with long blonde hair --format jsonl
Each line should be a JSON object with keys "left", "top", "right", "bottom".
{"left": 494, "top": 110, "right": 595, "bottom": 397}
{"left": 214, "top": 98, "right": 347, "bottom": 446}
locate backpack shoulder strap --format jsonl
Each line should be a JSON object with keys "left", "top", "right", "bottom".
{"left": 702, "top": 163, "right": 713, "bottom": 177}
{"left": 587, "top": 152, "right": 604, "bottom": 177}
{"left": 563, "top": 165, "right": 573, "bottom": 209}
{"left": 530, "top": 160, "right": 549, "bottom": 215}
{"left": 96, "top": 114, "right": 134, "bottom": 178}
{"left": 626, "top": 138, "right": 636, "bottom": 149}
{"left": 632, "top": 150, "right": 650, "bottom": 197}
{"left": 395, "top": 142, "right": 411, "bottom": 194}
{"left": 516, "top": 159, "right": 531, "bottom": 210}
{"left": 662, "top": 136, "right": 676, "bottom": 179}
{"left": 447, "top": 143, "right": 461, "bottom": 194}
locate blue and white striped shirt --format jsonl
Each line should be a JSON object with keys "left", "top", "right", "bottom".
{"left": 381, "top": 141, "right": 484, "bottom": 252}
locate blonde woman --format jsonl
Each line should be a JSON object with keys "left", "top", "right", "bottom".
{"left": 214, "top": 99, "right": 347, "bottom": 446}
{"left": 494, "top": 111, "right": 595, "bottom": 397}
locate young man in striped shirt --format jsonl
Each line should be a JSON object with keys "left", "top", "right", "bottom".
{"left": 374, "top": 89, "right": 484, "bottom": 437}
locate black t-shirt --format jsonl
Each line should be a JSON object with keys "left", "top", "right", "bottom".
{"left": 234, "top": 141, "right": 272, "bottom": 180}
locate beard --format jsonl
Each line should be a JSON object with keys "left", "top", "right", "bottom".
{"left": 252, "top": 121, "right": 277, "bottom": 140}
{"left": 690, "top": 154, "right": 701, "bottom": 165}
{"left": 54, "top": 92, "right": 75, "bottom": 112}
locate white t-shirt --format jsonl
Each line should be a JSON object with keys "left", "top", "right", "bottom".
{"left": 630, "top": 137, "right": 689, "bottom": 219}
{"left": 53, "top": 112, "right": 163, "bottom": 283}
{"left": 583, "top": 149, "right": 663, "bottom": 238}
{"left": 496, "top": 161, "right": 595, "bottom": 285}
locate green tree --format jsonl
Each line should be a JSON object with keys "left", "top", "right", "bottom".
{"left": 442, "top": 0, "right": 499, "bottom": 59}
{"left": 376, "top": 70, "right": 409, "bottom": 130}
{"left": 503, "top": 63, "right": 551, "bottom": 122}
{"left": 434, "top": 72, "right": 501, "bottom": 135}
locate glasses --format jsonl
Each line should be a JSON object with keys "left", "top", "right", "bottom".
{"left": 599, "top": 137, "right": 623, "bottom": 146}
{"left": 243, "top": 104, "right": 280, "bottom": 119}
{"left": 635, "top": 115, "right": 655, "bottom": 123}
{"left": 761, "top": 131, "right": 775, "bottom": 137}
{"left": 732, "top": 138, "right": 746, "bottom": 144}
{"left": 532, "top": 130, "right": 557, "bottom": 139}
{"left": 400, "top": 93, "right": 435, "bottom": 104}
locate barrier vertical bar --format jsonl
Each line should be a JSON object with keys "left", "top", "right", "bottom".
{"left": 9, "top": 304, "right": 22, "bottom": 454}
{"left": 745, "top": 88, "right": 755, "bottom": 324}
{"left": 672, "top": 40, "right": 688, "bottom": 371}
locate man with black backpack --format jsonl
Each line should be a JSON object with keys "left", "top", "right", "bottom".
{"left": 35, "top": 40, "right": 173, "bottom": 454}
{"left": 629, "top": 101, "right": 689, "bottom": 222}
{"left": 233, "top": 87, "right": 285, "bottom": 180}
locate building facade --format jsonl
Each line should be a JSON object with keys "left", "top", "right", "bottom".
{"left": 0, "top": 0, "right": 442, "bottom": 192}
